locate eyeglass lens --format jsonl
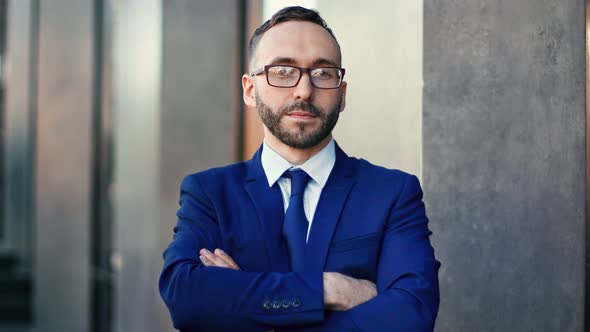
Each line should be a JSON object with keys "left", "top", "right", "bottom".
{"left": 267, "top": 66, "right": 343, "bottom": 88}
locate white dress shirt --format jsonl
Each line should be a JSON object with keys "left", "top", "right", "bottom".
{"left": 261, "top": 139, "right": 336, "bottom": 241}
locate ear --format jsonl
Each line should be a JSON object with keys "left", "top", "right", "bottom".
{"left": 339, "top": 81, "right": 347, "bottom": 113}
{"left": 242, "top": 74, "right": 257, "bottom": 108}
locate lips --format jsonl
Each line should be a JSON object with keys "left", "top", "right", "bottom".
{"left": 286, "top": 110, "right": 317, "bottom": 119}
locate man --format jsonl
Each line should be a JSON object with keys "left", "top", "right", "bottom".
{"left": 160, "top": 6, "right": 440, "bottom": 332}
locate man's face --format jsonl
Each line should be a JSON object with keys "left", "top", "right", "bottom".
{"left": 243, "top": 21, "right": 347, "bottom": 150}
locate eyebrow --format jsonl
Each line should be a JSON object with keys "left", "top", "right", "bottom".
{"left": 267, "top": 57, "right": 340, "bottom": 67}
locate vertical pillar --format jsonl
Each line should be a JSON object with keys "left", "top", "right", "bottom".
{"left": 109, "top": 1, "right": 162, "bottom": 332}
{"left": 423, "top": 1, "right": 586, "bottom": 330}
{"left": 158, "top": 1, "right": 242, "bottom": 329}
{"left": 585, "top": 0, "right": 590, "bottom": 326}
{"left": 3, "top": 0, "right": 36, "bottom": 268}
{"left": 242, "top": 0, "right": 263, "bottom": 160}
{"left": 35, "top": 0, "right": 94, "bottom": 331}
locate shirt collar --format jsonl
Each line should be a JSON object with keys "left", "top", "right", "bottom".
{"left": 261, "top": 139, "right": 336, "bottom": 189}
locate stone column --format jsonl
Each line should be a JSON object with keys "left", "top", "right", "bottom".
{"left": 423, "top": 1, "right": 586, "bottom": 330}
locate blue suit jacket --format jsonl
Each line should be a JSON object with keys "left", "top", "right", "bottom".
{"left": 160, "top": 144, "right": 440, "bottom": 331}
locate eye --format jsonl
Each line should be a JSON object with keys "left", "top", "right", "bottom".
{"left": 311, "top": 68, "right": 335, "bottom": 80}
{"left": 269, "top": 66, "right": 297, "bottom": 77}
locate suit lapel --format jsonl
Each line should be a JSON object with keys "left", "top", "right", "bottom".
{"left": 244, "top": 146, "right": 290, "bottom": 271}
{"left": 305, "top": 144, "right": 357, "bottom": 272}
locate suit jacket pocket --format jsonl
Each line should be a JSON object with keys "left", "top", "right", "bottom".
{"left": 329, "top": 232, "right": 381, "bottom": 254}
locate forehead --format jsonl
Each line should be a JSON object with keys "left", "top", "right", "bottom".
{"left": 254, "top": 21, "right": 341, "bottom": 67}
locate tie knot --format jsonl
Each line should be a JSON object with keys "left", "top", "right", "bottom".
{"left": 283, "top": 169, "right": 311, "bottom": 197}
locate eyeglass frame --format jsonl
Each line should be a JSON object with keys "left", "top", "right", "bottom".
{"left": 250, "top": 64, "right": 346, "bottom": 89}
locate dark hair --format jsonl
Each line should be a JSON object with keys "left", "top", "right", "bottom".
{"left": 248, "top": 6, "right": 340, "bottom": 69}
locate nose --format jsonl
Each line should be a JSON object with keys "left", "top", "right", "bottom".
{"left": 292, "top": 71, "right": 313, "bottom": 101}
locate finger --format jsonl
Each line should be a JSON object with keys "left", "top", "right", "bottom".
{"left": 354, "top": 279, "right": 377, "bottom": 305}
{"left": 360, "top": 280, "right": 377, "bottom": 299}
{"left": 214, "top": 249, "right": 240, "bottom": 269}
{"left": 359, "top": 279, "right": 376, "bottom": 291}
{"left": 199, "top": 249, "right": 214, "bottom": 266}
{"left": 199, "top": 255, "right": 213, "bottom": 266}
{"left": 200, "top": 249, "right": 231, "bottom": 268}
{"left": 214, "top": 249, "right": 241, "bottom": 270}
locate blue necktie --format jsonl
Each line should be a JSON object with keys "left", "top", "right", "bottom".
{"left": 282, "top": 170, "right": 311, "bottom": 272}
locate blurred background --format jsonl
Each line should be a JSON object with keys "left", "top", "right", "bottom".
{"left": 0, "top": 0, "right": 586, "bottom": 331}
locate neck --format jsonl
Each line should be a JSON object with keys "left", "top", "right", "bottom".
{"left": 264, "top": 132, "right": 332, "bottom": 165}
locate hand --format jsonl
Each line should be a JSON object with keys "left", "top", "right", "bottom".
{"left": 323, "top": 272, "right": 377, "bottom": 311}
{"left": 199, "top": 248, "right": 241, "bottom": 270}
{"left": 198, "top": 253, "right": 271, "bottom": 332}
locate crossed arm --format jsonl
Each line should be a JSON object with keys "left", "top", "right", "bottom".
{"left": 199, "top": 248, "right": 377, "bottom": 311}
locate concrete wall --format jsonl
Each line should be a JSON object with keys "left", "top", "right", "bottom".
{"left": 423, "top": 1, "right": 586, "bottom": 331}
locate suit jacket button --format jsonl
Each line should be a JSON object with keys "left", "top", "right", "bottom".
{"left": 263, "top": 300, "right": 271, "bottom": 310}
{"left": 281, "top": 299, "right": 291, "bottom": 308}
{"left": 292, "top": 298, "right": 301, "bottom": 307}
{"left": 272, "top": 300, "right": 281, "bottom": 309}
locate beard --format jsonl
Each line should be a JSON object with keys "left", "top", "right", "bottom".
{"left": 256, "top": 93, "right": 341, "bottom": 149}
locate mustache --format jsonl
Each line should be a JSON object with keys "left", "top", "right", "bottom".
{"left": 280, "top": 102, "right": 321, "bottom": 117}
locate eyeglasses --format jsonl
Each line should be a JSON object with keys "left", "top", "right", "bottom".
{"left": 250, "top": 65, "right": 345, "bottom": 89}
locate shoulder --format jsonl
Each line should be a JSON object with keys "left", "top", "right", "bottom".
{"left": 349, "top": 157, "right": 423, "bottom": 199}
{"left": 181, "top": 161, "right": 248, "bottom": 194}
{"left": 354, "top": 157, "right": 418, "bottom": 184}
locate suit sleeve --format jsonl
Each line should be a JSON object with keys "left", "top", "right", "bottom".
{"left": 281, "top": 174, "right": 440, "bottom": 332}
{"left": 159, "top": 174, "right": 325, "bottom": 331}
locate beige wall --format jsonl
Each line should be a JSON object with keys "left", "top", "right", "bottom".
{"left": 262, "top": 1, "right": 423, "bottom": 176}
{"left": 318, "top": 1, "right": 423, "bottom": 177}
